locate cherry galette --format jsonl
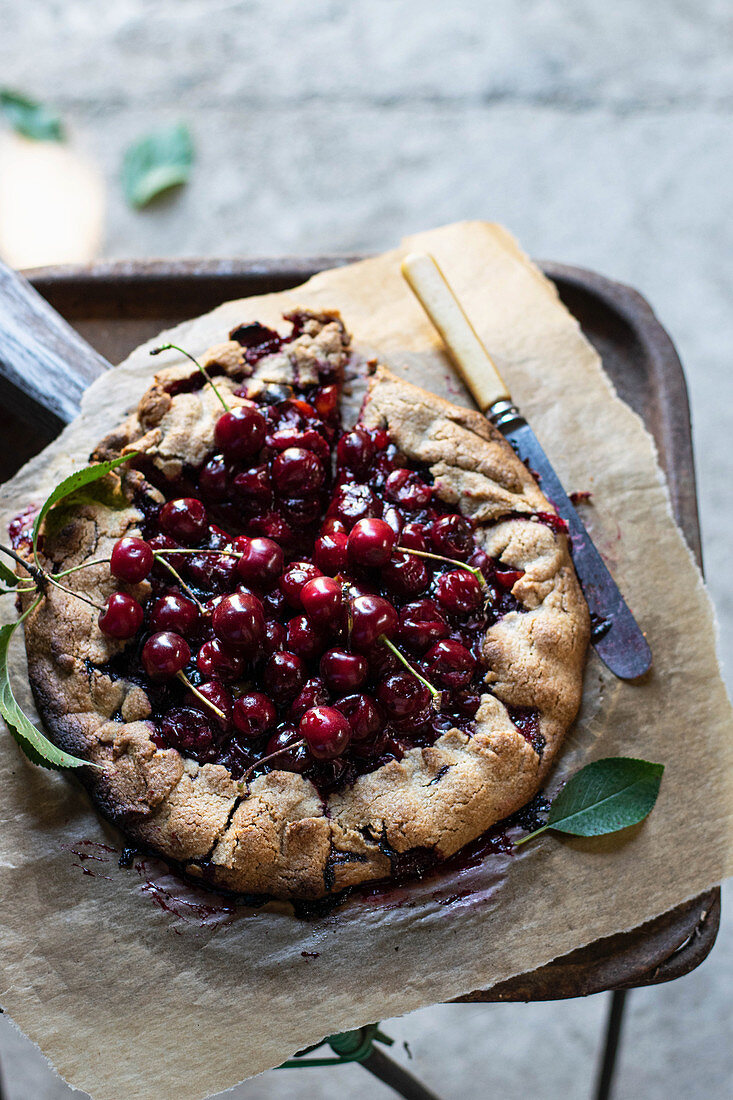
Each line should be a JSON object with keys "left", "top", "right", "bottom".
{"left": 17, "top": 310, "right": 588, "bottom": 900}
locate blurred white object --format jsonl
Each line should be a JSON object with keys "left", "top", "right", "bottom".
{"left": 0, "top": 132, "right": 104, "bottom": 268}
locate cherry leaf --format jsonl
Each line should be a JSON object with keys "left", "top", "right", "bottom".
{"left": 32, "top": 452, "right": 137, "bottom": 562}
{"left": 516, "top": 757, "right": 664, "bottom": 846}
{"left": 0, "top": 89, "right": 65, "bottom": 142}
{"left": 0, "top": 614, "right": 91, "bottom": 770}
{"left": 0, "top": 560, "right": 19, "bottom": 588}
{"left": 121, "top": 123, "right": 193, "bottom": 209}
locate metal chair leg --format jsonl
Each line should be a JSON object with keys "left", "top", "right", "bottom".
{"left": 594, "top": 989, "right": 629, "bottom": 1100}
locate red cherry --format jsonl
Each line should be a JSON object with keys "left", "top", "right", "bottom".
{"left": 401, "top": 522, "right": 428, "bottom": 551}
{"left": 159, "top": 497, "right": 208, "bottom": 544}
{"left": 327, "top": 482, "right": 379, "bottom": 529}
{"left": 350, "top": 595, "right": 398, "bottom": 651}
{"left": 398, "top": 599, "right": 449, "bottom": 652}
{"left": 378, "top": 672, "right": 430, "bottom": 719}
{"left": 314, "top": 531, "right": 348, "bottom": 573}
{"left": 312, "top": 384, "right": 339, "bottom": 421}
{"left": 110, "top": 536, "right": 153, "bottom": 583}
{"left": 263, "top": 620, "right": 287, "bottom": 657}
{"left": 264, "top": 727, "right": 309, "bottom": 773}
{"left": 196, "top": 638, "right": 246, "bottom": 681}
{"left": 232, "top": 464, "right": 273, "bottom": 505}
{"left": 211, "top": 592, "right": 265, "bottom": 653}
{"left": 263, "top": 651, "right": 306, "bottom": 701}
{"left": 149, "top": 593, "right": 199, "bottom": 636}
{"left": 336, "top": 428, "right": 374, "bottom": 477}
{"left": 320, "top": 648, "right": 368, "bottom": 693}
{"left": 199, "top": 455, "right": 229, "bottom": 500}
{"left": 280, "top": 561, "right": 322, "bottom": 609}
{"left": 430, "top": 514, "right": 475, "bottom": 560}
{"left": 214, "top": 404, "right": 267, "bottom": 461}
{"left": 300, "top": 576, "right": 344, "bottom": 629}
{"left": 272, "top": 447, "right": 324, "bottom": 495}
{"left": 383, "top": 551, "right": 429, "bottom": 597}
{"left": 321, "top": 516, "right": 348, "bottom": 536}
{"left": 232, "top": 692, "right": 277, "bottom": 738}
{"left": 290, "top": 677, "right": 331, "bottom": 720}
{"left": 299, "top": 706, "right": 351, "bottom": 760}
{"left": 435, "top": 570, "right": 483, "bottom": 613}
{"left": 382, "top": 506, "right": 403, "bottom": 538}
{"left": 142, "top": 631, "right": 190, "bottom": 678}
{"left": 160, "top": 706, "right": 214, "bottom": 756}
{"left": 286, "top": 615, "right": 326, "bottom": 661}
{"left": 235, "top": 535, "right": 284, "bottom": 588}
{"left": 347, "top": 518, "right": 396, "bottom": 568}
{"left": 384, "top": 469, "right": 432, "bottom": 509}
{"left": 334, "top": 693, "right": 384, "bottom": 742}
{"left": 98, "top": 592, "right": 144, "bottom": 639}
{"left": 424, "top": 639, "right": 476, "bottom": 688}
{"left": 186, "top": 681, "right": 232, "bottom": 728}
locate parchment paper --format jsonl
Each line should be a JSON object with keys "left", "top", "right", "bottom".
{"left": 1, "top": 222, "right": 731, "bottom": 1100}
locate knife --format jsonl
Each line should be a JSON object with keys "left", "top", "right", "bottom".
{"left": 401, "top": 251, "right": 652, "bottom": 680}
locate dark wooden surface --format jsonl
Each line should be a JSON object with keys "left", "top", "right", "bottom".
{"left": 0, "top": 256, "right": 720, "bottom": 1000}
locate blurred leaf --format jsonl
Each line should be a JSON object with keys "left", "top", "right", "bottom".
{"left": 0, "top": 89, "right": 64, "bottom": 141}
{"left": 122, "top": 123, "right": 193, "bottom": 209}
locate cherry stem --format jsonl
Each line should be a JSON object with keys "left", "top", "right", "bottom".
{"left": 152, "top": 552, "right": 208, "bottom": 613}
{"left": 46, "top": 575, "right": 104, "bottom": 613}
{"left": 0, "top": 542, "right": 46, "bottom": 589}
{"left": 151, "top": 343, "right": 230, "bottom": 412}
{"left": 379, "top": 635, "right": 442, "bottom": 711}
{"left": 52, "top": 557, "right": 112, "bottom": 579}
{"left": 238, "top": 739, "right": 307, "bottom": 791}
{"left": 176, "top": 671, "right": 227, "bottom": 721}
{"left": 398, "top": 546, "right": 488, "bottom": 591}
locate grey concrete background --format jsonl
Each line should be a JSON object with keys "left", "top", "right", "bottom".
{"left": 0, "top": 1, "right": 731, "bottom": 1097}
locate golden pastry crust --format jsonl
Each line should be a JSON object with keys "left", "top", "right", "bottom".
{"left": 20, "top": 313, "right": 589, "bottom": 900}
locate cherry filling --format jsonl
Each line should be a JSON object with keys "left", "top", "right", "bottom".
{"left": 97, "top": 320, "right": 538, "bottom": 794}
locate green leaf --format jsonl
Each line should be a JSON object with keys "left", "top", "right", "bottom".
{"left": 121, "top": 123, "right": 193, "bottom": 208}
{"left": 0, "top": 560, "right": 19, "bottom": 588}
{"left": 0, "top": 613, "right": 91, "bottom": 769}
{"left": 32, "top": 453, "right": 137, "bottom": 562}
{"left": 0, "top": 89, "right": 64, "bottom": 141}
{"left": 516, "top": 757, "right": 664, "bottom": 846}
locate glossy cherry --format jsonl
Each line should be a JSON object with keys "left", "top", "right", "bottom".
{"left": 424, "top": 639, "right": 476, "bottom": 689}
{"left": 300, "top": 576, "right": 344, "bottom": 629}
{"left": 235, "top": 535, "right": 284, "bottom": 588}
{"left": 232, "top": 692, "right": 277, "bottom": 738}
{"left": 272, "top": 447, "right": 324, "bottom": 495}
{"left": 327, "top": 482, "right": 379, "bottom": 528}
{"left": 290, "top": 677, "right": 331, "bottom": 721}
{"left": 264, "top": 727, "right": 309, "bottom": 773}
{"left": 263, "top": 651, "right": 306, "bottom": 701}
{"left": 335, "top": 693, "right": 384, "bottom": 742}
{"left": 232, "top": 464, "right": 272, "bottom": 504}
{"left": 186, "top": 681, "right": 232, "bottom": 728}
{"left": 159, "top": 497, "right": 208, "bottom": 544}
{"left": 397, "top": 599, "right": 449, "bottom": 652}
{"left": 377, "top": 672, "right": 431, "bottom": 719}
{"left": 384, "top": 468, "right": 432, "bottom": 509}
{"left": 214, "top": 404, "right": 267, "bottom": 461}
{"left": 299, "top": 706, "right": 351, "bottom": 760}
{"left": 286, "top": 615, "right": 326, "bottom": 661}
{"left": 160, "top": 706, "right": 214, "bottom": 755}
{"left": 429, "top": 514, "right": 474, "bottom": 560}
{"left": 320, "top": 648, "right": 368, "bottom": 693}
{"left": 314, "top": 530, "right": 348, "bottom": 573}
{"left": 98, "top": 592, "right": 144, "bottom": 639}
{"left": 196, "top": 638, "right": 246, "bottom": 681}
{"left": 280, "top": 561, "right": 322, "bottom": 609}
{"left": 110, "top": 536, "right": 153, "bottom": 583}
{"left": 349, "top": 594, "right": 399, "bottom": 651}
{"left": 263, "top": 619, "right": 287, "bottom": 657}
{"left": 141, "top": 631, "right": 191, "bottom": 678}
{"left": 198, "top": 455, "right": 229, "bottom": 500}
{"left": 336, "top": 428, "right": 374, "bottom": 477}
{"left": 382, "top": 551, "right": 429, "bottom": 597}
{"left": 400, "top": 522, "right": 428, "bottom": 551}
{"left": 211, "top": 591, "right": 265, "bottom": 653}
{"left": 347, "top": 518, "right": 395, "bottom": 568}
{"left": 435, "top": 570, "right": 483, "bottom": 613}
{"left": 149, "top": 593, "right": 199, "bottom": 637}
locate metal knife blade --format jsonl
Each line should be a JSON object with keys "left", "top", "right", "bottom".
{"left": 501, "top": 416, "right": 652, "bottom": 679}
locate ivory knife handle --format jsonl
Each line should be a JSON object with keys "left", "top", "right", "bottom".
{"left": 401, "top": 251, "right": 511, "bottom": 412}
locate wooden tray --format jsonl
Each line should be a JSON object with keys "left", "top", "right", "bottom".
{"left": 0, "top": 257, "right": 719, "bottom": 1000}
